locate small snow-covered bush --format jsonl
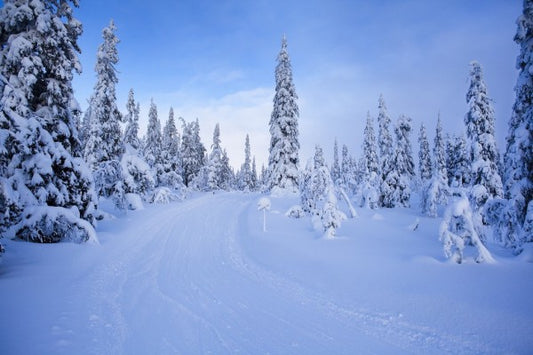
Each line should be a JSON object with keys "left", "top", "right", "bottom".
{"left": 121, "top": 151, "right": 155, "bottom": 196}
{"left": 149, "top": 187, "right": 182, "bottom": 204}
{"left": 320, "top": 189, "right": 346, "bottom": 239}
{"left": 439, "top": 197, "right": 495, "bottom": 264}
{"left": 285, "top": 205, "right": 305, "bottom": 218}
{"left": 10, "top": 206, "right": 98, "bottom": 244}
{"left": 125, "top": 193, "right": 144, "bottom": 210}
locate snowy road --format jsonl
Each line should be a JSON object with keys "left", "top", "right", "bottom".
{"left": 1, "top": 192, "right": 531, "bottom": 354}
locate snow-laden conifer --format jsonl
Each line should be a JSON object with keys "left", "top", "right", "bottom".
{"left": 331, "top": 139, "right": 341, "bottom": 186}
{"left": 160, "top": 108, "right": 184, "bottom": 189}
{"left": 180, "top": 118, "right": 206, "bottom": 187}
{"left": 422, "top": 115, "right": 449, "bottom": 217}
{"left": 238, "top": 134, "right": 253, "bottom": 191}
{"left": 503, "top": 0, "right": 533, "bottom": 247}
{"left": 446, "top": 133, "right": 470, "bottom": 188}
{"left": 465, "top": 61, "right": 503, "bottom": 207}
{"left": 377, "top": 94, "right": 394, "bottom": 206}
{"left": 0, "top": 0, "right": 97, "bottom": 242}
{"left": 360, "top": 112, "right": 380, "bottom": 208}
{"left": 84, "top": 20, "right": 125, "bottom": 208}
{"left": 124, "top": 89, "right": 141, "bottom": 150}
{"left": 418, "top": 123, "right": 432, "bottom": 182}
{"left": 382, "top": 115, "right": 415, "bottom": 208}
{"left": 195, "top": 123, "right": 225, "bottom": 191}
{"left": 144, "top": 99, "right": 164, "bottom": 185}
{"left": 267, "top": 36, "right": 300, "bottom": 192}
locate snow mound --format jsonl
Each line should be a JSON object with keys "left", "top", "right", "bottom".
{"left": 149, "top": 187, "right": 183, "bottom": 204}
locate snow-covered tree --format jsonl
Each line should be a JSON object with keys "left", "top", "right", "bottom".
{"left": 238, "top": 134, "right": 253, "bottom": 191}
{"left": 465, "top": 61, "right": 503, "bottom": 208}
{"left": 160, "top": 108, "right": 183, "bottom": 189}
{"left": 382, "top": 115, "right": 415, "bottom": 208}
{"left": 331, "top": 139, "right": 341, "bottom": 186}
{"left": 180, "top": 118, "right": 206, "bottom": 187}
{"left": 143, "top": 99, "right": 164, "bottom": 185}
{"left": 251, "top": 157, "right": 258, "bottom": 191}
{"left": 340, "top": 144, "right": 357, "bottom": 193}
{"left": 377, "top": 94, "right": 394, "bottom": 207}
{"left": 360, "top": 112, "right": 380, "bottom": 208}
{"left": 0, "top": 0, "right": 97, "bottom": 242}
{"left": 446, "top": 133, "right": 470, "bottom": 188}
{"left": 440, "top": 196, "right": 495, "bottom": 264}
{"left": 196, "top": 123, "right": 226, "bottom": 191}
{"left": 267, "top": 36, "right": 300, "bottom": 192}
{"left": 503, "top": 0, "right": 533, "bottom": 247}
{"left": 418, "top": 123, "right": 432, "bottom": 182}
{"left": 422, "top": 115, "right": 449, "bottom": 217}
{"left": 84, "top": 20, "right": 124, "bottom": 208}
{"left": 124, "top": 89, "right": 141, "bottom": 150}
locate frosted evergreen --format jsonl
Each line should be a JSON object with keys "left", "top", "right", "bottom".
{"left": 180, "top": 118, "right": 206, "bottom": 186}
{"left": 267, "top": 36, "right": 300, "bottom": 192}
{"left": 331, "top": 139, "right": 341, "bottom": 186}
{"left": 160, "top": 108, "right": 184, "bottom": 189}
{"left": 418, "top": 123, "right": 432, "bottom": 182}
{"left": 465, "top": 61, "right": 503, "bottom": 207}
{"left": 361, "top": 112, "right": 380, "bottom": 208}
{"left": 446, "top": 133, "right": 470, "bottom": 188}
{"left": 124, "top": 89, "right": 141, "bottom": 150}
{"left": 377, "top": 94, "right": 394, "bottom": 207}
{"left": 0, "top": 0, "right": 96, "bottom": 242}
{"left": 503, "top": 0, "right": 533, "bottom": 246}
{"left": 382, "top": 115, "right": 415, "bottom": 208}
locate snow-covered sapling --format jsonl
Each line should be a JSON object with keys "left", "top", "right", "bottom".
{"left": 257, "top": 197, "right": 271, "bottom": 232}
{"left": 439, "top": 197, "right": 495, "bottom": 264}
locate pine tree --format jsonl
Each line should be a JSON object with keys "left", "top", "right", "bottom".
{"left": 503, "top": 0, "right": 533, "bottom": 246}
{"left": 197, "top": 123, "right": 225, "bottom": 191}
{"left": 340, "top": 144, "right": 355, "bottom": 193}
{"left": 180, "top": 118, "right": 206, "bottom": 187}
{"left": 0, "top": 0, "right": 97, "bottom": 242}
{"left": 267, "top": 36, "right": 300, "bottom": 192}
{"left": 422, "top": 115, "right": 449, "bottom": 217}
{"left": 124, "top": 88, "right": 141, "bottom": 150}
{"left": 446, "top": 133, "right": 470, "bottom": 188}
{"left": 160, "top": 107, "right": 183, "bottom": 189}
{"left": 361, "top": 112, "right": 380, "bottom": 208}
{"left": 144, "top": 99, "right": 164, "bottom": 184}
{"left": 382, "top": 115, "right": 415, "bottom": 208}
{"left": 331, "top": 138, "right": 341, "bottom": 186}
{"left": 238, "top": 134, "right": 253, "bottom": 191}
{"left": 377, "top": 94, "right": 394, "bottom": 206}
{"left": 418, "top": 123, "right": 432, "bottom": 182}
{"left": 84, "top": 20, "right": 124, "bottom": 207}
{"left": 465, "top": 61, "right": 503, "bottom": 207}
{"left": 251, "top": 156, "right": 258, "bottom": 191}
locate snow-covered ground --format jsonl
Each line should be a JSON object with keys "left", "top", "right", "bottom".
{"left": 1, "top": 192, "right": 532, "bottom": 354}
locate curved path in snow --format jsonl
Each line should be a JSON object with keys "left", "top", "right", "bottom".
{"left": 1, "top": 192, "right": 499, "bottom": 354}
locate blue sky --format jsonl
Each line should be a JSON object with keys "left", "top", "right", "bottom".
{"left": 71, "top": 0, "right": 521, "bottom": 169}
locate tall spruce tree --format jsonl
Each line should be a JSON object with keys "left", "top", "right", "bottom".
{"left": 331, "top": 139, "right": 341, "bottom": 186}
{"left": 180, "top": 118, "right": 206, "bottom": 187}
{"left": 377, "top": 94, "right": 394, "bottom": 206}
{"left": 418, "top": 123, "right": 432, "bottom": 182}
{"left": 124, "top": 88, "right": 141, "bottom": 150}
{"left": 503, "top": 0, "right": 533, "bottom": 246}
{"left": 446, "top": 133, "right": 470, "bottom": 188}
{"left": 239, "top": 134, "right": 253, "bottom": 191}
{"left": 0, "top": 0, "right": 97, "bottom": 242}
{"left": 144, "top": 99, "right": 164, "bottom": 184}
{"left": 160, "top": 108, "right": 183, "bottom": 189}
{"left": 465, "top": 61, "right": 503, "bottom": 207}
{"left": 382, "top": 115, "right": 415, "bottom": 208}
{"left": 85, "top": 20, "right": 124, "bottom": 206}
{"left": 267, "top": 36, "right": 300, "bottom": 192}
{"left": 361, "top": 112, "right": 380, "bottom": 208}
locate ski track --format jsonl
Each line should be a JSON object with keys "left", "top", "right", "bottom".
{"left": 43, "top": 193, "right": 500, "bottom": 354}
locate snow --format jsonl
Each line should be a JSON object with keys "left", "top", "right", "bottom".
{"left": 1, "top": 192, "right": 532, "bottom": 354}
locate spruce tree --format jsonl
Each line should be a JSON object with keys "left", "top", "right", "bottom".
{"left": 160, "top": 108, "right": 183, "bottom": 189}
{"left": 382, "top": 115, "right": 415, "bottom": 208}
{"left": 124, "top": 88, "right": 141, "bottom": 150}
{"left": 85, "top": 20, "right": 124, "bottom": 206}
{"left": 267, "top": 36, "right": 300, "bottom": 192}
{"left": 446, "top": 133, "right": 470, "bottom": 188}
{"left": 0, "top": 0, "right": 97, "bottom": 242}
{"left": 377, "top": 94, "right": 394, "bottom": 206}
{"left": 503, "top": 0, "right": 533, "bottom": 245}
{"left": 418, "top": 123, "right": 432, "bottom": 182}
{"left": 465, "top": 61, "right": 503, "bottom": 207}
{"left": 331, "top": 139, "right": 341, "bottom": 186}
{"left": 144, "top": 99, "right": 164, "bottom": 184}
{"left": 361, "top": 112, "right": 380, "bottom": 208}
{"left": 180, "top": 118, "right": 206, "bottom": 187}
{"left": 238, "top": 134, "right": 253, "bottom": 191}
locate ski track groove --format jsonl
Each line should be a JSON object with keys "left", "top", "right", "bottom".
{"left": 80, "top": 192, "right": 498, "bottom": 354}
